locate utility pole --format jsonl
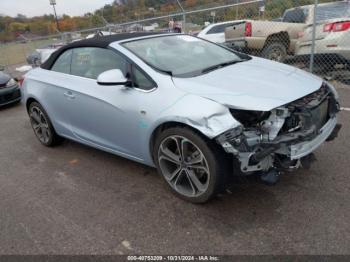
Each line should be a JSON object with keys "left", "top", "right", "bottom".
{"left": 49, "top": 0, "right": 60, "bottom": 32}
{"left": 310, "top": 0, "right": 318, "bottom": 73}
{"left": 175, "top": 0, "right": 186, "bottom": 33}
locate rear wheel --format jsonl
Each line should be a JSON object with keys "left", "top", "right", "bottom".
{"left": 262, "top": 42, "right": 287, "bottom": 62}
{"left": 154, "top": 127, "right": 228, "bottom": 203}
{"left": 28, "top": 102, "right": 63, "bottom": 147}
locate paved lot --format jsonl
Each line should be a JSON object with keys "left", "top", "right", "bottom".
{"left": 0, "top": 84, "right": 350, "bottom": 255}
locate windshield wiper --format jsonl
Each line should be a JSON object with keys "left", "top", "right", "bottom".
{"left": 201, "top": 59, "right": 246, "bottom": 74}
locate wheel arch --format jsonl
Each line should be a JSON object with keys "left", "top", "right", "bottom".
{"left": 264, "top": 31, "right": 290, "bottom": 49}
{"left": 149, "top": 121, "right": 210, "bottom": 163}
{"left": 26, "top": 97, "right": 39, "bottom": 112}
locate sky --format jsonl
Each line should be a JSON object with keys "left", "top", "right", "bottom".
{"left": 0, "top": 0, "right": 114, "bottom": 17}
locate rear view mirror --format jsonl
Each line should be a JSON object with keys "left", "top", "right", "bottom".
{"left": 97, "top": 69, "right": 129, "bottom": 86}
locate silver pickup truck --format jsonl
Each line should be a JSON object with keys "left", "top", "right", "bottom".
{"left": 224, "top": 5, "right": 314, "bottom": 62}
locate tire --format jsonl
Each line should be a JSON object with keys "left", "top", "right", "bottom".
{"left": 261, "top": 42, "right": 287, "bottom": 63}
{"left": 34, "top": 58, "right": 40, "bottom": 67}
{"left": 153, "top": 126, "right": 228, "bottom": 203}
{"left": 28, "top": 102, "right": 63, "bottom": 147}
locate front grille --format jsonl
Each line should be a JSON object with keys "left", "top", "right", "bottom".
{"left": 282, "top": 83, "right": 332, "bottom": 134}
{"left": 0, "top": 89, "right": 21, "bottom": 104}
{"left": 282, "top": 114, "right": 300, "bottom": 132}
{"left": 311, "top": 99, "right": 329, "bottom": 130}
{"left": 287, "top": 83, "right": 329, "bottom": 110}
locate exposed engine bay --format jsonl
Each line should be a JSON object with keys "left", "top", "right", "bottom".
{"left": 216, "top": 82, "right": 341, "bottom": 175}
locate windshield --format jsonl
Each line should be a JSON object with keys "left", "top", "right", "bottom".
{"left": 122, "top": 35, "right": 246, "bottom": 77}
{"left": 316, "top": 2, "right": 350, "bottom": 22}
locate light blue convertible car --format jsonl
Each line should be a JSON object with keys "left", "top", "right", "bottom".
{"left": 22, "top": 33, "right": 341, "bottom": 203}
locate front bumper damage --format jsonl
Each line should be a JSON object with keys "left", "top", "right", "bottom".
{"left": 216, "top": 82, "right": 341, "bottom": 176}
{"left": 289, "top": 117, "right": 337, "bottom": 160}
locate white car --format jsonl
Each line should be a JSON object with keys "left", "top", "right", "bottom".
{"left": 197, "top": 21, "right": 243, "bottom": 43}
{"left": 296, "top": 1, "right": 350, "bottom": 69}
{"left": 26, "top": 43, "right": 65, "bottom": 66}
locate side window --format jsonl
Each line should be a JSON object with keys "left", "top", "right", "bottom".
{"left": 207, "top": 25, "right": 224, "bottom": 34}
{"left": 283, "top": 9, "right": 306, "bottom": 23}
{"left": 207, "top": 24, "right": 234, "bottom": 34}
{"left": 132, "top": 66, "right": 155, "bottom": 91}
{"left": 71, "top": 47, "right": 128, "bottom": 79}
{"left": 51, "top": 50, "right": 72, "bottom": 74}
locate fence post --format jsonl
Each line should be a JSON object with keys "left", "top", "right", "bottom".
{"left": 176, "top": 0, "right": 186, "bottom": 33}
{"left": 309, "top": 0, "right": 318, "bottom": 73}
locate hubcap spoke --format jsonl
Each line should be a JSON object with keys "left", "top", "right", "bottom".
{"left": 180, "top": 139, "right": 189, "bottom": 161}
{"left": 186, "top": 169, "right": 207, "bottom": 193}
{"left": 30, "top": 111, "right": 41, "bottom": 124}
{"left": 184, "top": 169, "right": 196, "bottom": 196}
{"left": 166, "top": 166, "right": 182, "bottom": 182}
{"left": 173, "top": 137, "right": 183, "bottom": 160}
{"left": 174, "top": 169, "right": 186, "bottom": 188}
{"left": 160, "top": 145, "right": 181, "bottom": 164}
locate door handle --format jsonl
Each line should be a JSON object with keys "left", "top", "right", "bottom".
{"left": 64, "top": 91, "right": 76, "bottom": 99}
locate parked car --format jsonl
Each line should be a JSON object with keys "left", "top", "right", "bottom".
{"left": 22, "top": 33, "right": 341, "bottom": 203}
{"left": 197, "top": 21, "right": 244, "bottom": 44}
{"left": 224, "top": 5, "right": 315, "bottom": 62}
{"left": 26, "top": 43, "right": 65, "bottom": 66}
{"left": 295, "top": 1, "right": 350, "bottom": 72}
{"left": 86, "top": 30, "right": 116, "bottom": 39}
{"left": 0, "top": 66, "right": 21, "bottom": 107}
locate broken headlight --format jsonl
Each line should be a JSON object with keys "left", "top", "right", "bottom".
{"left": 216, "top": 125, "right": 244, "bottom": 154}
{"left": 230, "top": 109, "right": 270, "bottom": 128}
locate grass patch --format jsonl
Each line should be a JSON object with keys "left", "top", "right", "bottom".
{"left": 0, "top": 39, "right": 56, "bottom": 67}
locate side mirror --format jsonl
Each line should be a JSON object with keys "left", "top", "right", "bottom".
{"left": 97, "top": 69, "right": 130, "bottom": 86}
{"left": 0, "top": 65, "right": 5, "bottom": 71}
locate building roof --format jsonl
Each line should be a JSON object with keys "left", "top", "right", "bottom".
{"left": 41, "top": 32, "right": 167, "bottom": 70}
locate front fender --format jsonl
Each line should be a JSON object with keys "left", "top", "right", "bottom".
{"left": 153, "top": 94, "right": 240, "bottom": 139}
{"left": 141, "top": 94, "right": 241, "bottom": 166}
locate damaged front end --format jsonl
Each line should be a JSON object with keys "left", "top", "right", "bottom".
{"left": 216, "top": 82, "right": 341, "bottom": 176}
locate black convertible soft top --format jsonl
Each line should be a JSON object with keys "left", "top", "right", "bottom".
{"left": 41, "top": 32, "right": 167, "bottom": 70}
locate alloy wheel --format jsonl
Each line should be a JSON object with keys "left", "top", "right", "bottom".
{"left": 158, "top": 135, "right": 210, "bottom": 197}
{"left": 29, "top": 106, "right": 52, "bottom": 144}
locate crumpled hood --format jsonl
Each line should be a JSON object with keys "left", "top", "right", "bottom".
{"left": 173, "top": 57, "right": 323, "bottom": 111}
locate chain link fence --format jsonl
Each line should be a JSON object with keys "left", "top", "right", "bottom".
{"left": 1, "top": 0, "right": 349, "bottom": 84}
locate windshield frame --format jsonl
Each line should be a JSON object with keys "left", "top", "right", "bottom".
{"left": 120, "top": 34, "right": 251, "bottom": 78}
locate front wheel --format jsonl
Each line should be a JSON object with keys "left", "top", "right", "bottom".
{"left": 154, "top": 127, "right": 228, "bottom": 203}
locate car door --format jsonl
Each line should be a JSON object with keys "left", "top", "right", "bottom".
{"left": 43, "top": 49, "right": 75, "bottom": 137}
{"left": 62, "top": 47, "right": 152, "bottom": 160}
